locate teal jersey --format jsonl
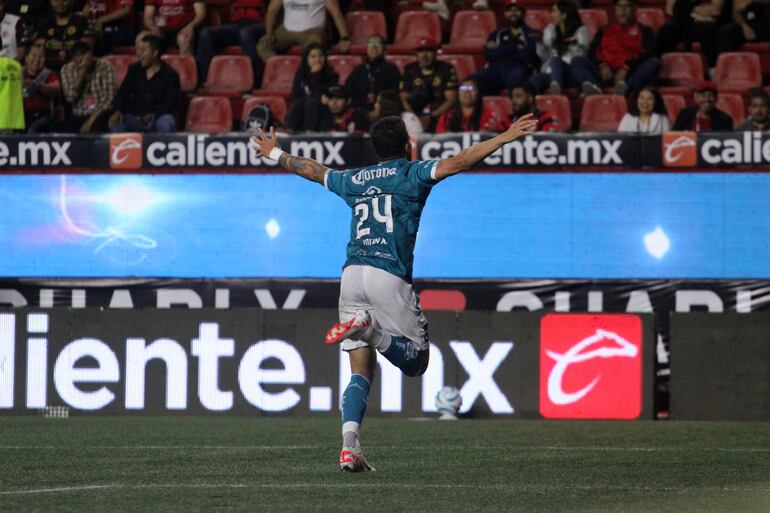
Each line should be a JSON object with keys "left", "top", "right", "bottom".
{"left": 325, "top": 158, "right": 441, "bottom": 282}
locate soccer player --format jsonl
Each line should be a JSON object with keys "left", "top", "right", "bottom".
{"left": 250, "top": 114, "right": 537, "bottom": 472}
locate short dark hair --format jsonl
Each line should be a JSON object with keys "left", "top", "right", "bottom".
{"left": 141, "top": 34, "right": 163, "bottom": 55}
{"left": 69, "top": 41, "right": 92, "bottom": 58}
{"left": 511, "top": 83, "right": 535, "bottom": 98}
{"left": 370, "top": 116, "right": 409, "bottom": 161}
{"left": 748, "top": 88, "right": 770, "bottom": 106}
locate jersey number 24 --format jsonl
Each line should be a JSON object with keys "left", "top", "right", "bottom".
{"left": 354, "top": 195, "right": 393, "bottom": 239}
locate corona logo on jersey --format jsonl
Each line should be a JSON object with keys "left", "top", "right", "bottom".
{"left": 539, "top": 314, "right": 642, "bottom": 419}
{"left": 662, "top": 131, "right": 696, "bottom": 167}
{"left": 109, "top": 133, "right": 143, "bottom": 169}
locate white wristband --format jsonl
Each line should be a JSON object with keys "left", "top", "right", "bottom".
{"left": 269, "top": 147, "right": 284, "bottom": 161}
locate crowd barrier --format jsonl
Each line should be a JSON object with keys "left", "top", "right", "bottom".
{"left": 1, "top": 131, "right": 770, "bottom": 172}
{"left": 0, "top": 310, "right": 657, "bottom": 419}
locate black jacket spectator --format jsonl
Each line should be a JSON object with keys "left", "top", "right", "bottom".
{"left": 290, "top": 43, "right": 338, "bottom": 101}
{"left": 345, "top": 56, "right": 400, "bottom": 112}
{"left": 673, "top": 106, "right": 733, "bottom": 131}
{"left": 112, "top": 60, "right": 180, "bottom": 117}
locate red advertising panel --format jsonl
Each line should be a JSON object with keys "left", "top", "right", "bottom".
{"left": 540, "top": 314, "right": 642, "bottom": 419}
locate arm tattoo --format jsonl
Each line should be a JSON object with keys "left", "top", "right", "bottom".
{"left": 279, "top": 153, "right": 328, "bottom": 184}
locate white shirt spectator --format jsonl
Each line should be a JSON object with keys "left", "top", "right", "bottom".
{"left": 538, "top": 24, "right": 589, "bottom": 71}
{"left": 617, "top": 112, "right": 671, "bottom": 134}
{"left": 0, "top": 11, "right": 22, "bottom": 59}
{"left": 402, "top": 111, "right": 423, "bottom": 134}
{"left": 283, "top": 0, "right": 325, "bottom": 32}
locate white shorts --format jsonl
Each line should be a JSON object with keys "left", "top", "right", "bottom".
{"left": 339, "top": 265, "right": 429, "bottom": 352}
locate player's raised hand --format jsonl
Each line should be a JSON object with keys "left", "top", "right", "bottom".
{"left": 250, "top": 127, "right": 279, "bottom": 157}
{"left": 501, "top": 113, "right": 538, "bottom": 142}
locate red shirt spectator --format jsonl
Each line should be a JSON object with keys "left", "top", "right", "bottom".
{"left": 22, "top": 44, "right": 61, "bottom": 132}
{"left": 145, "top": 0, "right": 195, "bottom": 29}
{"left": 230, "top": 0, "right": 263, "bottom": 22}
{"left": 509, "top": 83, "right": 560, "bottom": 132}
{"left": 594, "top": 21, "right": 646, "bottom": 70}
{"left": 82, "top": 0, "right": 132, "bottom": 21}
{"left": 436, "top": 108, "right": 505, "bottom": 133}
{"left": 509, "top": 109, "right": 559, "bottom": 132}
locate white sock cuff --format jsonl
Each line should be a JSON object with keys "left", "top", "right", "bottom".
{"left": 342, "top": 421, "right": 360, "bottom": 435}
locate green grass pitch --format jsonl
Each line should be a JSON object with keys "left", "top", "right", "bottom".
{"left": 0, "top": 417, "right": 768, "bottom": 512}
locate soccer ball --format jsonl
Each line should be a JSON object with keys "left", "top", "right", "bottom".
{"left": 435, "top": 386, "right": 462, "bottom": 420}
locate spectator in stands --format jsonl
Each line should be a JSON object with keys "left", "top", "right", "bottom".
{"left": 318, "top": 84, "right": 370, "bottom": 133}
{"left": 345, "top": 33, "right": 401, "bottom": 119}
{"left": 617, "top": 86, "right": 670, "bottom": 133}
{"left": 657, "top": 0, "right": 728, "bottom": 73}
{"left": 509, "top": 83, "right": 559, "bottom": 132}
{"left": 285, "top": 42, "right": 339, "bottom": 132}
{"left": 78, "top": 0, "right": 134, "bottom": 55}
{"left": 257, "top": 0, "right": 350, "bottom": 65}
{"left": 143, "top": 0, "right": 205, "bottom": 55}
{"left": 435, "top": 78, "right": 505, "bottom": 133}
{"left": 472, "top": 0, "right": 539, "bottom": 96}
{"left": 0, "top": 34, "right": 24, "bottom": 130}
{"left": 109, "top": 34, "right": 180, "bottom": 132}
{"left": 422, "top": 0, "right": 451, "bottom": 21}
{"left": 5, "top": 0, "right": 51, "bottom": 28}
{"left": 5, "top": 0, "right": 48, "bottom": 39}
{"left": 531, "top": 0, "right": 590, "bottom": 95}
{"left": 576, "top": 0, "right": 660, "bottom": 96}
{"left": 371, "top": 88, "right": 422, "bottom": 134}
{"left": 716, "top": 0, "right": 770, "bottom": 55}
{"left": 35, "top": 0, "right": 96, "bottom": 72}
{"left": 400, "top": 36, "right": 458, "bottom": 132}
{"left": 22, "top": 43, "right": 60, "bottom": 132}
{"left": 1, "top": 0, "right": 25, "bottom": 60}
{"left": 60, "top": 41, "right": 115, "bottom": 132}
{"left": 672, "top": 81, "right": 732, "bottom": 131}
{"left": 196, "top": 0, "right": 265, "bottom": 84}
{"left": 736, "top": 89, "right": 770, "bottom": 131}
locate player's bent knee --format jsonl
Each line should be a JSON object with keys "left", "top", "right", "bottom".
{"left": 405, "top": 349, "right": 430, "bottom": 378}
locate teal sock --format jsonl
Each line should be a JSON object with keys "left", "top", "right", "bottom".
{"left": 341, "top": 374, "right": 370, "bottom": 425}
{"left": 381, "top": 336, "right": 425, "bottom": 377}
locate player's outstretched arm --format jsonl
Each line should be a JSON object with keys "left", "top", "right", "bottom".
{"left": 434, "top": 113, "right": 538, "bottom": 180}
{"left": 250, "top": 127, "right": 328, "bottom": 184}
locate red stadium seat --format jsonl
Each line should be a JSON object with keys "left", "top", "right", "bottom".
{"left": 201, "top": 55, "right": 253, "bottom": 96}
{"left": 636, "top": 7, "right": 665, "bottom": 31}
{"left": 161, "top": 54, "right": 197, "bottom": 93}
{"left": 579, "top": 95, "right": 627, "bottom": 131}
{"left": 346, "top": 11, "right": 387, "bottom": 54}
{"left": 483, "top": 95, "right": 513, "bottom": 119}
{"left": 241, "top": 95, "right": 288, "bottom": 127}
{"left": 579, "top": 9, "right": 609, "bottom": 40}
{"left": 662, "top": 94, "right": 686, "bottom": 124}
{"left": 716, "top": 92, "right": 746, "bottom": 127}
{"left": 524, "top": 9, "right": 551, "bottom": 32}
{"left": 536, "top": 94, "right": 572, "bottom": 132}
{"left": 659, "top": 52, "right": 704, "bottom": 95}
{"left": 328, "top": 55, "right": 364, "bottom": 84}
{"left": 384, "top": 54, "right": 416, "bottom": 72}
{"left": 253, "top": 55, "right": 301, "bottom": 97}
{"left": 444, "top": 10, "right": 497, "bottom": 54}
{"left": 102, "top": 55, "right": 136, "bottom": 86}
{"left": 390, "top": 11, "right": 442, "bottom": 54}
{"left": 437, "top": 54, "right": 477, "bottom": 81}
{"left": 714, "top": 52, "right": 762, "bottom": 93}
{"left": 185, "top": 96, "right": 233, "bottom": 133}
